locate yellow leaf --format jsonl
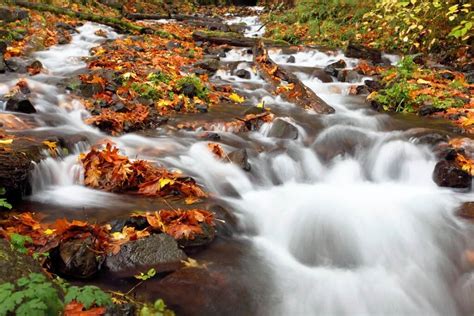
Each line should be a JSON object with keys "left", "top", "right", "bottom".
{"left": 416, "top": 78, "right": 431, "bottom": 85}
{"left": 257, "top": 102, "right": 264, "bottom": 109}
{"left": 181, "top": 257, "right": 207, "bottom": 269}
{"left": 0, "top": 139, "right": 13, "bottom": 145}
{"left": 42, "top": 140, "right": 57, "bottom": 151}
{"left": 185, "top": 196, "right": 200, "bottom": 205}
{"left": 229, "top": 93, "right": 245, "bottom": 104}
{"left": 159, "top": 178, "right": 174, "bottom": 189}
{"left": 44, "top": 228, "right": 55, "bottom": 235}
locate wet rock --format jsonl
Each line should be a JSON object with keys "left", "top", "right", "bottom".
{"left": 440, "top": 72, "right": 455, "bottom": 81}
{"left": 99, "top": 0, "right": 122, "bottom": 9}
{"left": 345, "top": 42, "right": 382, "bottom": 64}
{"left": 194, "top": 58, "right": 220, "bottom": 75}
{"left": 196, "top": 103, "right": 208, "bottom": 113}
{"left": 0, "top": 7, "right": 29, "bottom": 23}
{"left": 140, "top": 27, "right": 155, "bottom": 35}
{"left": 457, "top": 202, "right": 474, "bottom": 219}
{"left": 0, "top": 56, "right": 5, "bottom": 74}
{"left": 180, "top": 83, "right": 197, "bottom": 98}
{"left": 5, "top": 93, "right": 36, "bottom": 114}
{"left": 418, "top": 104, "right": 443, "bottom": 116}
{"left": 105, "top": 303, "right": 136, "bottom": 316}
{"left": 166, "top": 40, "right": 182, "bottom": 50}
{"left": 287, "top": 55, "right": 296, "bottom": 63}
{"left": 78, "top": 82, "right": 104, "bottom": 98}
{"left": 177, "top": 223, "right": 216, "bottom": 248}
{"left": 5, "top": 57, "right": 38, "bottom": 73}
{"left": 0, "top": 40, "right": 7, "bottom": 54}
{"left": 337, "top": 69, "right": 360, "bottom": 83}
{"left": 57, "top": 30, "right": 72, "bottom": 45}
{"left": 324, "top": 59, "right": 346, "bottom": 77}
{"left": 364, "top": 79, "right": 382, "bottom": 92}
{"left": 54, "top": 237, "right": 103, "bottom": 279}
{"left": 228, "top": 148, "right": 251, "bottom": 171}
{"left": 235, "top": 68, "right": 251, "bottom": 79}
{"left": 56, "top": 22, "right": 77, "bottom": 33}
{"left": 433, "top": 160, "right": 471, "bottom": 189}
{"left": 202, "top": 132, "right": 221, "bottom": 141}
{"left": 105, "top": 234, "right": 186, "bottom": 275}
{"left": 406, "top": 129, "right": 448, "bottom": 146}
{"left": 466, "top": 71, "right": 474, "bottom": 85}
{"left": 311, "top": 69, "right": 333, "bottom": 83}
{"left": 28, "top": 60, "right": 43, "bottom": 75}
{"left": 356, "top": 85, "right": 370, "bottom": 95}
{"left": 267, "top": 118, "right": 298, "bottom": 140}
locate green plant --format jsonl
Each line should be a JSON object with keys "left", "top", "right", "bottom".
{"left": 131, "top": 82, "right": 161, "bottom": 100}
{"left": 64, "top": 285, "right": 112, "bottom": 309}
{"left": 0, "top": 187, "right": 12, "bottom": 210}
{"left": 135, "top": 268, "right": 156, "bottom": 281}
{"left": 0, "top": 273, "right": 63, "bottom": 316}
{"left": 176, "top": 75, "right": 209, "bottom": 100}
{"left": 374, "top": 81, "right": 417, "bottom": 112}
{"left": 140, "top": 299, "right": 175, "bottom": 316}
{"left": 9, "top": 233, "right": 32, "bottom": 254}
{"left": 147, "top": 72, "right": 171, "bottom": 84}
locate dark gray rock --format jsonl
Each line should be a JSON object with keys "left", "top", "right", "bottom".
{"left": 228, "top": 148, "right": 251, "bottom": 171}
{"left": 105, "top": 303, "right": 136, "bottom": 316}
{"left": 418, "top": 104, "right": 443, "bottom": 116}
{"left": 268, "top": 118, "right": 298, "bottom": 140}
{"left": 0, "top": 56, "right": 5, "bottom": 74}
{"left": 105, "top": 234, "right": 186, "bottom": 274}
{"left": 166, "top": 41, "right": 182, "bottom": 50}
{"left": 337, "top": 70, "right": 360, "bottom": 83}
{"left": 356, "top": 85, "right": 370, "bottom": 95}
{"left": 287, "top": 55, "right": 296, "bottom": 63}
{"left": 311, "top": 69, "right": 333, "bottom": 83}
{"left": 0, "top": 7, "right": 29, "bottom": 23}
{"left": 433, "top": 160, "right": 471, "bottom": 189}
{"left": 364, "top": 79, "right": 383, "bottom": 92}
{"left": 5, "top": 57, "right": 31, "bottom": 73}
{"left": 180, "top": 83, "right": 197, "bottom": 98}
{"left": 235, "top": 68, "right": 251, "bottom": 79}
{"left": 345, "top": 42, "right": 382, "bottom": 64}
{"left": 78, "top": 82, "right": 103, "bottom": 98}
{"left": 466, "top": 71, "right": 474, "bottom": 85}
{"left": 54, "top": 237, "right": 103, "bottom": 279}
{"left": 324, "top": 59, "right": 346, "bottom": 77}
{"left": 194, "top": 58, "right": 220, "bottom": 75}
{"left": 0, "top": 40, "right": 7, "bottom": 54}
{"left": 196, "top": 103, "right": 208, "bottom": 113}
{"left": 5, "top": 93, "right": 36, "bottom": 114}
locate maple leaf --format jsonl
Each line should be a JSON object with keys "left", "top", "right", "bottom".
{"left": 229, "top": 93, "right": 245, "bottom": 103}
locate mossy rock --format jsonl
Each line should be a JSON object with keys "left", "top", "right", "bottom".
{"left": 0, "top": 239, "right": 45, "bottom": 284}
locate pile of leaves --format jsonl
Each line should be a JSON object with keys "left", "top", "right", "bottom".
{"left": 447, "top": 138, "right": 474, "bottom": 176}
{"left": 368, "top": 56, "right": 473, "bottom": 131}
{"left": 80, "top": 143, "right": 207, "bottom": 200}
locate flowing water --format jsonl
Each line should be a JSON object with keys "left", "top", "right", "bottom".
{"left": 2, "top": 14, "right": 474, "bottom": 316}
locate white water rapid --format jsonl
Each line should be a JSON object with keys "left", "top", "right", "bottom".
{"left": 2, "top": 16, "right": 474, "bottom": 316}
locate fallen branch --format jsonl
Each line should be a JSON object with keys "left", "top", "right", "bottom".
{"left": 254, "top": 40, "right": 335, "bottom": 114}
{"left": 14, "top": 1, "right": 142, "bottom": 34}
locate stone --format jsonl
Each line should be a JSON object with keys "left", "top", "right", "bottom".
{"left": 345, "top": 42, "right": 382, "bottom": 64}
{"left": 5, "top": 93, "right": 36, "bottom": 114}
{"left": 433, "top": 160, "right": 471, "bottom": 189}
{"left": 0, "top": 56, "right": 5, "bottom": 74}
{"left": 228, "top": 148, "right": 251, "bottom": 171}
{"left": 324, "top": 59, "right": 346, "bottom": 77}
{"left": 176, "top": 223, "right": 216, "bottom": 248}
{"left": 196, "top": 103, "right": 208, "bottom": 113}
{"left": 466, "top": 71, "right": 474, "bottom": 85}
{"left": 105, "top": 234, "right": 187, "bottom": 275}
{"left": 287, "top": 55, "right": 296, "bottom": 63}
{"left": 311, "top": 69, "right": 333, "bottom": 83}
{"left": 194, "top": 58, "right": 220, "bottom": 75}
{"left": 166, "top": 40, "right": 182, "bottom": 50}
{"left": 337, "top": 69, "right": 360, "bottom": 83}
{"left": 5, "top": 57, "right": 31, "bottom": 73}
{"left": 267, "top": 118, "right": 298, "bottom": 140}
{"left": 53, "top": 237, "right": 103, "bottom": 279}
{"left": 78, "top": 82, "right": 103, "bottom": 98}
{"left": 105, "top": 303, "right": 136, "bottom": 316}
{"left": 356, "top": 85, "right": 370, "bottom": 95}
{"left": 0, "top": 40, "right": 7, "bottom": 54}
{"left": 235, "top": 68, "right": 251, "bottom": 79}
{"left": 418, "top": 104, "right": 442, "bottom": 116}
{"left": 364, "top": 79, "right": 383, "bottom": 92}
{"left": 0, "top": 7, "right": 29, "bottom": 23}
{"left": 180, "top": 83, "right": 197, "bottom": 98}
{"left": 0, "top": 239, "right": 46, "bottom": 284}
{"left": 244, "top": 106, "right": 265, "bottom": 115}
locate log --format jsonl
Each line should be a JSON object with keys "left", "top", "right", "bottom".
{"left": 14, "top": 1, "right": 142, "bottom": 34}
{"left": 253, "top": 40, "right": 335, "bottom": 114}
{"left": 192, "top": 31, "right": 288, "bottom": 47}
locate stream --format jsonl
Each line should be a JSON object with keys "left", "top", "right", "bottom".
{"left": 2, "top": 11, "right": 474, "bottom": 316}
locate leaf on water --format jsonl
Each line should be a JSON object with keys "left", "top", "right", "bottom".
{"left": 229, "top": 93, "right": 245, "bottom": 104}
{"left": 0, "top": 139, "right": 13, "bottom": 145}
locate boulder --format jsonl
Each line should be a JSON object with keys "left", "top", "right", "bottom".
{"left": 345, "top": 43, "right": 382, "bottom": 64}
{"left": 337, "top": 69, "right": 360, "bottom": 83}
{"left": 0, "top": 56, "right": 6, "bottom": 74}
{"left": 418, "top": 104, "right": 443, "bottom": 116}
{"left": 5, "top": 93, "right": 36, "bottom": 114}
{"left": 0, "top": 40, "right": 6, "bottom": 54}
{"left": 177, "top": 223, "right": 216, "bottom": 248}
{"left": 109, "top": 216, "right": 149, "bottom": 233}
{"left": 166, "top": 40, "right": 182, "bottom": 50}
{"left": 194, "top": 58, "right": 220, "bottom": 75}
{"left": 355, "top": 85, "right": 370, "bottom": 95}
{"left": 0, "top": 7, "right": 29, "bottom": 23}
{"left": 78, "top": 82, "right": 104, "bottom": 98}
{"left": 244, "top": 106, "right": 265, "bottom": 115}
{"left": 364, "top": 79, "right": 383, "bottom": 92}
{"left": 324, "top": 59, "right": 346, "bottom": 77}
{"left": 466, "top": 71, "right": 474, "bottom": 85}
{"left": 433, "top": 160, "right": 471, "bottom": 189}
{"left": 287, "top": 55, "right": 296, "bottom": 63}
{"left": 311, "top": 69, "right": 333, "bottom": 83}
{"left": 228, "top": 148, "right": 251, "bottom": 171}
{"left": 5, "top": 57, "right": 37, "bottom": 73}
{"left": 53, "top": 237, "right": 103, "bottom": 279}
{"left": 180, "top": 83, "right": 197, "bottom": 98}
{"left": 105, "top": 234, "right": 187, "bottom": 275}
{"left": 267, "top": 118, "right": 298, "bottom": 140}
{"left": 235, "top": 68, "right": 251, "bottom": 79}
